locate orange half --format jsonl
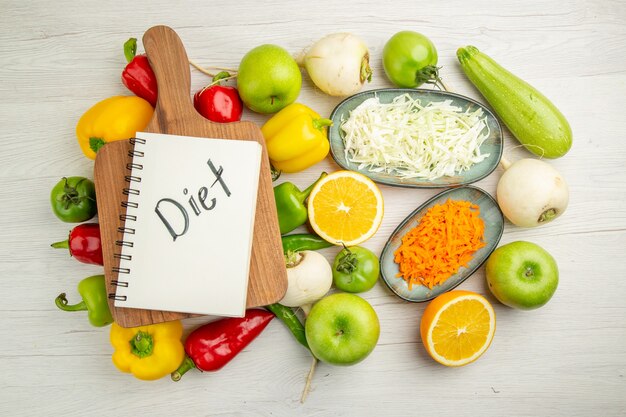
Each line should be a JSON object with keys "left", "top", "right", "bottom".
{"left": 307, "top": 171, "right": 384, "bottom": 246}
{"left": 420, "top": 290, "right": 496, "bottom": 366}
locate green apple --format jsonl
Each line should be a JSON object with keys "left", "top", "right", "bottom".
{"left": 236, "top": 44, "right": 302, "bottom": 114}
{"left": 485, "top": 241, "right": 559, "bottom": 310}
{"left": 305, "top": 293, "right": 380, "bottom": 365}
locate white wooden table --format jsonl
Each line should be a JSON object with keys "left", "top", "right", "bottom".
{"left": 1, "top": 1, "right": 625, "bottom": 416}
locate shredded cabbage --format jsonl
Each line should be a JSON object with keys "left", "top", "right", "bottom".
{"left": 340, "top": 94, "right": 491, "bottom": 180}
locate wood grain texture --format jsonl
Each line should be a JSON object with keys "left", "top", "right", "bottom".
{"left": 94, "top": 26, "right": 287, "bottom": 327}
{"left": 1, "top": 0, "right": 626, "bottom": 416}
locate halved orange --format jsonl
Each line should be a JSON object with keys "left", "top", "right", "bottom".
{"left": 307, "top": 171, "right": 384, "bottom": 246}
{"left": 420, "top": 290, "right": 495, "bottom": 367}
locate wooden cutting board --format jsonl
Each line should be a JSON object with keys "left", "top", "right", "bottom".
{"left": 94, "top": 25, "right": 287, "bottom": 328}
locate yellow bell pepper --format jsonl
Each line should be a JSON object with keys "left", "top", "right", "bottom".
{"left": 110, "top": 320, "right": 185, "bottom": 381}
{"left": 261, "top": 103, "right": 332, "bottom": 173}
{"left": 76, "top": 96, "right": 153, "bottom": 159}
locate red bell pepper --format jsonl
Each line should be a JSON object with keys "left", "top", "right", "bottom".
{"left": 193, "top": 71, "right": 243, "bottom": 123}
{"left": 171, "top": 309, "right": 274, "bottom": 381}
{"left": 121, "top": 38, "right": 158, "bottom": 107}
{"left": 51, "top": 223, "right": 103, "bottom": 266}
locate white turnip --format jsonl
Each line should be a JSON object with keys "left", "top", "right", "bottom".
{"left": 279, "top": 250, "right": 333, "bottom": 310}
{"left": 497, "top": 158, "right": 569, "bottom": 228}
{"left": 300, "top": 33, "right": 372, "bottom": 97}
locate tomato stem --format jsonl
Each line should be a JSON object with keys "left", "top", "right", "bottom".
{"left": 335, "top": 247, "right": 358, "bottom": 274}
{"left": 59, "top": 177, "right": 96, "bottom": 209}
{"left": 416, "top": 65, "right": 447, "bottom": 91}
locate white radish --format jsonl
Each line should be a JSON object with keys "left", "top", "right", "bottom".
{"left": 278, "top": 249, "right": 332, "bottom": 404}
{"left": 299, "top": 33, "right": 372, "bottom": 97}
{"left": 497, "top": 158, "right": 569, "bottom": 228}
{"left": 279, "top": 250, "right": 333, "bottom": 310}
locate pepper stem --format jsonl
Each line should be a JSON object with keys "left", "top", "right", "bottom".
{"left": 296, "top": 172, "right": 328, "bottom": 203}
{"left": 129, "top": 331, "right": 154, "bottom": 358}
{"left": 312, "top": 118, "right": 333, "bottom": 131}
{"left": 51, "top": 239, "right": 69, "bottom": 249}
{"left": 55, "top": 293, "right": 87, "bottom": 312}
{"left": 171, "top": 356, "right": 196, "bottom": 381}
{"left": 270, "top": 164, "right": 282, "bottom": 182}
{"left": 123, "top": 38, "right": 137, "bottom": 63}
{"left": 89, "top": 137, "right": 106, "bottom": 154}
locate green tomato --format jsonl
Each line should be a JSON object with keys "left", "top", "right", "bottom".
{"left": 332, "top": 246, "right": 380, "bottom": 293}
{"left": 50, "top": 177, "right": 97, "bottom": 223}
{"left": 382, "top": 31, "right": 439, "bottom": 88}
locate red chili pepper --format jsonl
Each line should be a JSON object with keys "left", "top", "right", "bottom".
{"left": 51, "top": 223, "right": 103, "bottom": 266}
{"left": 193, "top": 71, "right": 243, "bottom": 123}
{"left": 121, "top": 38, "right": 158, "bottom": 107}
{"left": 171, "top": 309, "right": 274, "bottom": 381}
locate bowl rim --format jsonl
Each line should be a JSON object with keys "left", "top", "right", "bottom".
{"left": 379, "top": 185, "right": 504, "bottom": 303}
{"left": 328, "top": 88, "right": 504, "bottom": 189}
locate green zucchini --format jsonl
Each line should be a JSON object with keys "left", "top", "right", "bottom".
{"left": 457, "top": 46, "right": 572, "bottom": 158}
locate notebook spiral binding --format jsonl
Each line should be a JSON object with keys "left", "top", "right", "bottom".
{"left": 108, "top": 137, "right": 146, "bottom": 302}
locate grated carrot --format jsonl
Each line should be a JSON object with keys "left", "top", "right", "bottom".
{"left": 393, "top": 199, "right": 486, "bottom": 290}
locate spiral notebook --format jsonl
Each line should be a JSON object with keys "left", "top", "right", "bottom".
{"left": 112, "top": 132, "right": 262, "bottom": 317}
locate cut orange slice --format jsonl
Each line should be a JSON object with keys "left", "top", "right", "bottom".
{"left": 307, "top": 171, "right": 384, "bottom": 246}
{"left": 420, "top": 290, "right": 495, "bottom": 366}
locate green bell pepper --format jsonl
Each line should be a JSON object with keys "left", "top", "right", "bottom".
{"left": 274, "top": 172, "right": 326, "bottom": 234}
{"left": 55, "top": 275, "right": 113, "bottom": 327}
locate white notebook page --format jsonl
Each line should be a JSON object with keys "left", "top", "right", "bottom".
{"left": 114, "top": 132, "right": 262, "bottom": 317}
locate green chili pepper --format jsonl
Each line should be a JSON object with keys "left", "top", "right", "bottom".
{"left": 281, "top": 233, "right": 332, "bottom": 254}
{"left": 266, "top": 303, "right": 309, "bottom": 350}
{"left": 55, "top": 275, "right": 113, "bottom": 327}
{"left": 274, "top": 172, "right": 327, "bottom": 234}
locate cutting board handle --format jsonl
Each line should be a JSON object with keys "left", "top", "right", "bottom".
{"left": 143, "top": 26, "right": 195, "bottom": 126}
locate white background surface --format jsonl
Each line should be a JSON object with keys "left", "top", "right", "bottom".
{"left": 1, "top": 1, "right": 625, "bottom": 416}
